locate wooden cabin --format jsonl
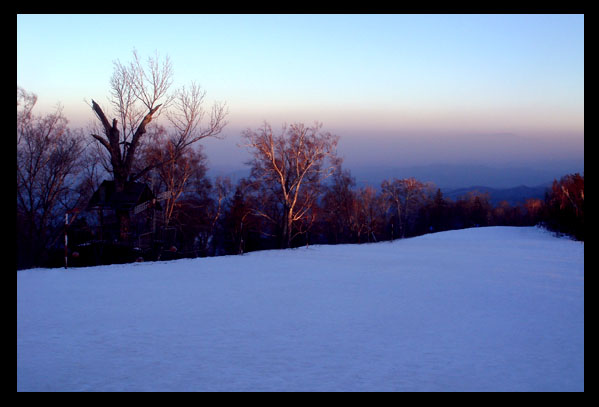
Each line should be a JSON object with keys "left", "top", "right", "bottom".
{"left": 86, "top": 180, "right": 162, "bottom": 245}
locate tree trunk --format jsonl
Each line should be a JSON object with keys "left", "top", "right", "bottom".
{"left": 286, "top": 217, "right": 293, "bottom": 248}
{"left": 281, "top": 207, "right": 293, "bottom": 249}
{"left": 92, "top": 100, "right": 160, "bottom": 245}
{"left": 113, "top": 176, "right": 131, "bottom": 244}
{"left": 117, "top": 209, "right": 131, "bottom": 243}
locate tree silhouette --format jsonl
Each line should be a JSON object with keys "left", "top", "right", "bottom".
{"left": 89, "top": 50, "right": 227, "bottom": 242}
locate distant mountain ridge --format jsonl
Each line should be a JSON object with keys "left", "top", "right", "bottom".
{"left": 351, "top": 163, "right": 582, "bottom": 189}
{"left": 441, "top": 184, "right": 550, "bottom": 206}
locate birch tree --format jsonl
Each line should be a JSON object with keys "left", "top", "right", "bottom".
{"left": 242, "top": 122, "right": 340, "bottom": 248}
{"left": 321, "top": 168, "right": 358, "bottom": 243}
{"left": 381, "top": 177, "right": 430, "bottom": 238}
{"left": 354, "top": 186, "right": 385, "bottom": 243}
{"left": 141, "top": 135, "right": 208, "bottom": 230}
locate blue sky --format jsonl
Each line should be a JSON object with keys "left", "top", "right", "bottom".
{"left": 17, "top": 14, "right": 584, "bottom": 178}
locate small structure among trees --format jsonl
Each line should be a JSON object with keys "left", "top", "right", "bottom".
{"left": 87, "top": 180, "right": 159, "bottom": 214}
{"left": 73, "top": 180, "right": 167, "bottom": 264}
{"left": 86, "top": 180, "right": 161, "bottom": 243}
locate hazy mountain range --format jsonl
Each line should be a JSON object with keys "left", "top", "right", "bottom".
{"left": 351, "top": 164, "right": 559, "bottom": 205}
{"left": 350, "top": 163, "right": 581, "bottom": 189}
{"left": 441, "top": 184, "right": 549, "bottom": 206}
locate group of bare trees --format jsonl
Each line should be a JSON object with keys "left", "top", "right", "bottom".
{"left": 543, "top": 173, "right": 584, "bottom": 240}
{"left": 17, "top": 50, "right": 228, "bottom": 268}
{"left": 17, "top": 87, "right": 86, "bottom": 268}
{"left": 17, "top": 50, "right": 583, "bottom": 269}
{"left": 211, "top": 166, "right": 553, "bottom": 254}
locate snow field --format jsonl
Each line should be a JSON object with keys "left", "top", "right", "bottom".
{"left": 17, "top": 226, "right": 584, "bottom": 391}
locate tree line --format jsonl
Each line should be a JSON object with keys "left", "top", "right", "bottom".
{"left": 17, "top": 52, "right": 584, "bottom": 269}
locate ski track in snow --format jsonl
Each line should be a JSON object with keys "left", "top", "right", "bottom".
{"left": 17, "top": 226, "right": 584, "bottom": 392}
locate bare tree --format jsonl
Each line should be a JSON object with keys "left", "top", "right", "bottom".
{"left": 544, "top": 173, "right": 584, "bottom": 240}
{"left": 221, "top": 178, "right": 264, "bottom": 255}
{"left": 17, "top": 87, "right": 85, "bottom": 268}
{"left": 381, "top": 177, "right": 430, "bottom": 238}
{"left": 190, "top": 176, "right": 232, "bottom": 256}
{"left": 321, "top": 168, "right": 357, "bottom": 243}
{"left": 523, "top": 198, "right": 544, "bottom": 226}
{"left": 141, "top": 136, "right": 208, "bottom": 230}
{"left": 242, "top": 122, "right": 340, "bottom": 248}
{"left": 89, "top": 50, "right": 228, "bottom": 242}
{"left": 353, "top": 186, "right": 386, "bottom": 243}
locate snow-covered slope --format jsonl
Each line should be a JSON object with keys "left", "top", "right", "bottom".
{"left": 17, "top": 226, "right": 584, "bottom": 392}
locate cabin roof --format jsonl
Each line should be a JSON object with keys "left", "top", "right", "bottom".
{"left": 86, "top": 180, "right": 161, "bottom": 212}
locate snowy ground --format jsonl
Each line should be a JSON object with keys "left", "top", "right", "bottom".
{"left": 17, "top": 226, "right": 584, "bottom": 392}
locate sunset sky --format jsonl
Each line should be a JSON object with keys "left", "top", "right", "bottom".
{"left": 17, "top": 14, "right": 584, "bottom": 184}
